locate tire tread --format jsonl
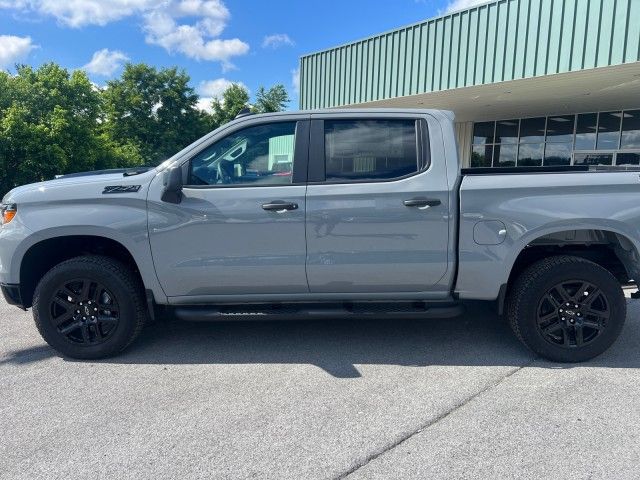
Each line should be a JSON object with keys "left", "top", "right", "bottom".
{"left": 32, "top": 255, "right": 147, "bottom": 358}
{"left": 506, "top": 254, "right": 625, "bottom": 362}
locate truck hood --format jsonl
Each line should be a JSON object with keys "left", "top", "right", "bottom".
{"left": 2, "top": 169, "right": 157, "bottom": 204}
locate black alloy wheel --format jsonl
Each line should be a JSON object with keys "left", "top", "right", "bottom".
{"left": 49, "top": 278, "right": 120, "bottom": 346}
{"left": 507, "top": 255, "right": 626, "bottom": 362}
{"left": 33, "top": 255, "right": 147, "bottom": 359}
{"left": 536, "top": 280, "right": 610, "bottom": 348}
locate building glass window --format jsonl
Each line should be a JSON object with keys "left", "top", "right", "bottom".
{"left": 544, "top": 143, "right": 572, "bottom": 166}
{"left": 494, "top": 144, "right": 517, "bottom": 166}
{"left": 516, "top": 117, "right": 544, "bottom": 166}
{"left": 546, "top": 115, "right": 575, "bottom": 143}
{"left": 471, "top": 144, "right": 493, "bottom": 167}
{"left": 471, "top": 122, "right": 495, "bottom": 167}
{"left": 495, "top": 120, "right": 519, "bottom": 144}
{"left": 517, "top": 143, "right": 543, "bottom": 166}
{"left": 621, "top": 110, "right": 640, "bottom": 149}
{"left": 575, "top": 113, "right": 598, "bottom": 150}
{"left": 616, "top": 152, "right": 640, "bottom": 165}
{"left": 472, "top": 121, "right": 495, "bottom": 144}
{"left": 596, "top": 111, "right": 622, "bottom": 150}
{"left": 573, "top": 153, "right": 613, "bottom": 166}
{"left": 470, "top": 110, "right": 640, "bottom": 169}
{"left": 519, "top": 117, "right": 546, "bottom": 143}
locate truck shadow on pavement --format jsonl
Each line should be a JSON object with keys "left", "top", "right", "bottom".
{"left": 4, "top": 300, "right": 640, "bottom": 377}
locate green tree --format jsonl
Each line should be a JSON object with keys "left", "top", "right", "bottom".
{"left": 210, "top": 83, "right": 250, "bottom": 126}
{"left": 102, "top": 64, "right": 211, "bottom": 165}
{"left": 207, "top": 83, "right": 290, "bottom": 127}
{"left": 253, "top": 84, "right": 290, "bottom": 113}
{"left": 0, "top": 64, "right": 141, "bottom": 196}
{"left": 0, "top": 62, "right": 292, "bottom": 197}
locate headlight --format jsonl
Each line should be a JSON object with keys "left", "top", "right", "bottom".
{"left": 1, "top": 203, "right": 17, "bottom": 225}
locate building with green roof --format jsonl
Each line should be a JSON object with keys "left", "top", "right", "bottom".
{"left": 299, "top": 0, "right": 640, "bottom": 168}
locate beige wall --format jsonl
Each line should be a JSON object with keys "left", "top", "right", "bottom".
{"left": 455, "top": 122, "right": 473, "bottom": 168}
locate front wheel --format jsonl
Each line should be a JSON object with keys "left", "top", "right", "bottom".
{"left": 506, "top": 255, "right": 626, "bottom": 362}
{"left": 32, "top": 255, "right": 147, "bottom": 359}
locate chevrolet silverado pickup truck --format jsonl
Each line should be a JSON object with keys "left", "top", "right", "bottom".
{"left": 1, "top": 109, "right": 638, "bottom": 362}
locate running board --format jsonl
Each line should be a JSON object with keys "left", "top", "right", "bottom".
{"left": 172, "top": 302, "right": 464, "bottom": 322}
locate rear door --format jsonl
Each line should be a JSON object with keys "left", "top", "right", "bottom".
{"left": 305, "top": 113, "right": 451, "bottom": 294}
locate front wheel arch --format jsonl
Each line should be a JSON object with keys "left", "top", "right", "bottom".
{"left": 32, "top": 255, "right": 147, "bottom": 359}
{"left": 19, "top": 235, "right": 143, "bottom": 308}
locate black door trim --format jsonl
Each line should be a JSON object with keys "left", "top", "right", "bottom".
{"left": 308, "top": 119, "right": 325, "bottom": 183}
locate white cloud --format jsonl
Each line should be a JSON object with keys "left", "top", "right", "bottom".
{"left": 142, "top": 1, "right": 248, "bottom": 67}
{"left": 198, "top": 78, "right": 247, "bottom": 98}
{"left": 143, "top": 10, "right": 249, "bottom": 67}
{"left": 262, "top": 33, "right": 294, "bottom": 49}
{"left": 0, "top": 0, "right": 249, "bottom": 67}
{"left": 0, "top": 0, "right": 154, "bottom": 27}
{"left": 444, "top": 0, "right": 487, "bottom": 13}
{"left": 82, "top": 48, "right": 129, "bottom": 76}
{"left": 291, "top": 67, "right": 300, "bottom": 95}
{"left": 196, "top": 97, "right": 214, "bottom": 113}
{"left": 195, "top": 77, "right": 248, "bottom": 112}
{"left": 0, "top": 34, "right": 36, "bottom": 68}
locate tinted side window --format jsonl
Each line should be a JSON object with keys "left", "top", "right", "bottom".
{"left": 324, "top": 119, "right": 419, "bottom": 182}
{"left": 189, "top": 122, "right": 296, "bottom": 186}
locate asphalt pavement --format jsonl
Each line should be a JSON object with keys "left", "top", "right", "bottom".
{"left": 1, "top": 294, "right": 639, "bottom": 479}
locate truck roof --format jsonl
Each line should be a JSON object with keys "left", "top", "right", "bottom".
{"left": 236, "top": 108, "right": 455, "bottom": 119}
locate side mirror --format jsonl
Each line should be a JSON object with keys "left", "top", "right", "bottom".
{"left": 161, "top": 166, "right": 183, "bottom": 204}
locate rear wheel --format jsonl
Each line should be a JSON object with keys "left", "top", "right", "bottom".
{"left": 33, "top": 255, "right": 147, "bottom": 359}
{"left": 507, "top": 255, "right": 626, "bottom": 362}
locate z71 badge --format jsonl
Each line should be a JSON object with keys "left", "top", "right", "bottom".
{"left": 103, "top": 185, "right": 142, "bottom": 194}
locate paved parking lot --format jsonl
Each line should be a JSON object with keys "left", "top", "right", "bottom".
{"left": 2, "top": 294, "right": 640, "bottom": 480}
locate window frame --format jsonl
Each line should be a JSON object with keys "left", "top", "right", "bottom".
{"left": 308, "top": 117, "right": 430, "bottom": 184}
{"left": 182, "top": 119, "right": 310, "bottom": 189}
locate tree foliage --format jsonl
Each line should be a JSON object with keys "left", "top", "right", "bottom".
{"left": 0, "top": 62, "right": 291, "bottom": 197}
{"left": 253, "top": 84, "right": 290, "bottom": 113}
{"left": 0, "top": 64, "right": 141, "bottom": 196}
{"left": 210, "top": 83, "right": 251, "bottom": 126}
{"left": 102, "top": 64, "right": 211, "bottom": 165}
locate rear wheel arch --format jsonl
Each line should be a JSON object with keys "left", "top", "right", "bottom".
{"left": 498, "top": 228, "right": 638, "bottom": 314}
{"left": 508, "top": 229, "right": 637, "bottom": 287}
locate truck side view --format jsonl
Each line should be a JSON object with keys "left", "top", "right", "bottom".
{"left": 1, "top": 109, "right": 638, "bottom": 362}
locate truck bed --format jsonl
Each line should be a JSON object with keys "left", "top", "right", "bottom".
{"left": 456, "top": 169, "right": 640, "bottom": 300}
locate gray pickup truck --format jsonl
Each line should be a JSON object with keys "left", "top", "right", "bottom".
{"left": 1, "top": 109, "right": 638, "bottom": 362}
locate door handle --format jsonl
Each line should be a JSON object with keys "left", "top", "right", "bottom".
{"left": 261, "top": 201, "right": 298, "bottom": 212}
{"left": 403, "top": 198, "right": 441, "bottom": 208}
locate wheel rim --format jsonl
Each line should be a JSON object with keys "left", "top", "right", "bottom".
{"left": 48, "top": 278, "right": 120, "bottom": 346}
{"left": 536, "top": 280, "right": 610, "bottom": 348}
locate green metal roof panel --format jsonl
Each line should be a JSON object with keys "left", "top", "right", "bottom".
{"left": 299, "top": 0, "right": 640, "bottom": 109}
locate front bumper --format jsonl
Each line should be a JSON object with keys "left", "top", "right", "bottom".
{"left": 1, "top": 283, "right": 25, "bottom": 310}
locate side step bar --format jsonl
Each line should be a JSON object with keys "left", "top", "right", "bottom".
{"left": 172, "top": 302, "right": 465, "bottom": 322}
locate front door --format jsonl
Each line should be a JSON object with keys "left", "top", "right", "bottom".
{"left": 148, "top": 119, "right": 310, "bottom": 298}
{"left": 305, "top": 115, "right": 451, "bottom": 294}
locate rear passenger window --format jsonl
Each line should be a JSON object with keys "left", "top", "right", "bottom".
{"left": 324, "top": 119, "right": 421, "bottom": 182}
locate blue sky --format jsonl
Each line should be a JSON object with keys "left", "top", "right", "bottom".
{"left": 0, "top": 0, "right": 481, "bottom": 109}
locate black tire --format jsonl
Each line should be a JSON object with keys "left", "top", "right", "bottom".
{"left": 32, "top": 255, "right": 147, "bottom": 359}
{"left": 506, "top": 255, "right": 626, "bottom": 362}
